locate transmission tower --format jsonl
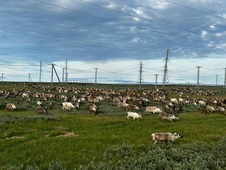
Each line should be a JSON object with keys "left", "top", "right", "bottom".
{"left": 137, "top": 62, "right": 143, "bottom": 88}
{"left": 196, "top": 66, "right": 201, "bottom": 88}
{"left": 1, "top": 73, "right": 6, "bottom": 82}
{"left": 28, "top": 73, "right": 32, "bottom": 82}
{"left": 162, "top": 49, "right": 169, "bottom": 86}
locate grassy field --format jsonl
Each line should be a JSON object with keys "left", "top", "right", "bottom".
{"left": 0, "top": 83, "right": 226, "bottom": 169}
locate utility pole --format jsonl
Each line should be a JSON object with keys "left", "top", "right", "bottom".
{"left": 94, "top": 68, "right": 98, "bottom": 85}
{"left": 216, "top": 74, "right": 218, "bottom": 86}
{"left": 138, "top": 61, "right": 143, "bottom": 89}
{"left": 62, "top": 68, "right": 65, "bottom": 83}
{"left": 155, "top": 74, "right": 158, "bottom": 89}
{"left": 196, "top": 66, "right": 202, "bottom": 88}
{"left": 65, "top": 58, "right": 68, "bottom": 83}
{"left": 163, "top": 49, "right": 169, "bottom": 87}
{"left": 51, "top": 64, "right": 54, "bottom": 85}
{"left": 51, "top": 64, "right": 61, "bottom": 85}
{"left": 39, "top": 60, "right": 42, "bottom": 83}
{"left": 224, "top": 68, "right": 226, "bottom": 88}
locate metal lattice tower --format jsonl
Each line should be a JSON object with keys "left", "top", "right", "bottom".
{"left": 162, "top": 49, "right": 169, "bottom": 86}
{"left": 1, "top": 73, "right": 5, "bottom": 82}
{"left": 196, "top": 66, "right": 201, "bottom": 88}
{"left": 137, "top": 61, "right": 143, "bottom": 88}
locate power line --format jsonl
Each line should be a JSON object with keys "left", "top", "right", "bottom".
{"left": 0, "top": 0, "right": 215, "bottom": 59}
{"left": 0, "top": 64, "right": 40, "bottom": 66}
{"left": 2, "top": 24, "right": 206, "bottom": 56}
{"left": 98, "top": 68, "right": 136, "bottom": 76}
{"left": 202, "top": 67, "right": 222, "bottom": 71}
{"left": 165, "top": 0, "right": 226, "bottom": 21}
{"left": 0, "top": 0, "right": 224, "bottom": 57}
{"left": 106, "top": 66, "right": 138, "bottom": 72}
{"left": 77, "top": 0, "right": 226, "bottom": 42}
{"left": 26, "top": 0, "right": 222, "bottom": 44}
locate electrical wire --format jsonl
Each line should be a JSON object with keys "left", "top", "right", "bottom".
{"left": 0, "top": 0, "right": 216, "bottom": 59}
{"left": 98, "top": 68, "right": 137, "bottom": 76}
{"left": 25, "top": 0, "right": 216, "bottom": 44}
{"left": 77, "top": 0, "right": 226, "bottom": 42}
{"left": 165, "top": 0, "right": 226, "bottom": 21}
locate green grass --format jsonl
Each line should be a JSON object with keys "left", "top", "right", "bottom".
{"left": 0, "top": 111, "right": 226, "bottom": 169}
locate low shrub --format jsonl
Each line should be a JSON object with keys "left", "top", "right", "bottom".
{"left": 79, "top": 138, "right": 226, "bottom": 170}
{"left": 2, "top": 161, "right": 65, "bottom": 170}
{"left": 0, "top": 114, "right": 59, "bottom": 125}
{"left": 182, "top": 104, "right": 201, "bottom": 113}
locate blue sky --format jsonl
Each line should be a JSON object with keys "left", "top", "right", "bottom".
{"left": 0, "top": 0, "right": 226, "bottom": 85}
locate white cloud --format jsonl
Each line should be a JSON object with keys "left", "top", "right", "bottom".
{"left": 151, "top": 1, "right": 170, "bottom": 10}
{"left": 215, "top": 32, "right": 226, "bottom": 37}
{"left": 54, "top": 0, "right": 93, "bottom": 8}
{"left": 220, "top": 13, "right": 226, "bottom": 19}
{"left": 131, "top": 37, "right": 146, "bottom": 44}
{"left": 56, "top": 0, "right": 73, "bottom": 5}
{"left": 187, "top": 0, "right": 216, "bottom": 5}
{"left": 201, "top": 30, "right": 208, "bottom": 38}
{"left": 105, "top": 1, "right": 117, "bottom": 9}
{"left": 209, "top": 24, "right": 216, "bottom": 30}
{"left": 215, "top": 43, "right": 226, "bottom": 49}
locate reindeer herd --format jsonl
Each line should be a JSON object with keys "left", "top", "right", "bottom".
{"left": 1, "top": 84, "right": 226, "bottom": 144}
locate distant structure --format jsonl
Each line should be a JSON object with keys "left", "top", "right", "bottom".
{"left": 155, "top": 74, "right": 158, "bottom": 89}
{"left": 138, "top": 61, "right": 143, "bottom": 88}
{"left": 94, "top": 68, "right": 98, "bottom": 85}
{"left": 196, "top": 66, "right": 201, "bottom": 88}
{"left": 39, "top": 60, "right": 42, "bottom": 82}
{"left": 224, "top": 68, "right": 226, "bottom": 88}
{"left": 28, "top": 73, "right": 32, "bottom": 82}
{"left": 65, "top": 58, "right": 68, "bottom": 83}
{"left": 1, "top": 73, "right": 5, "bottom": 82}
{"left": 216, "top": 74, "right": 218, "bottom": 86}
{"left": 162, "top": 49, "right": 169, "bottom": 86}
{"left": 51, "top": 64, "right": 61, "bottom": 85}
{"left": 62, "top": 59, "right": 68, "bottom": 83}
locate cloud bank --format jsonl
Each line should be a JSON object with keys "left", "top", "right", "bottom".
{"left": 0, "top": 0, "right": 226, "bottom": 84}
